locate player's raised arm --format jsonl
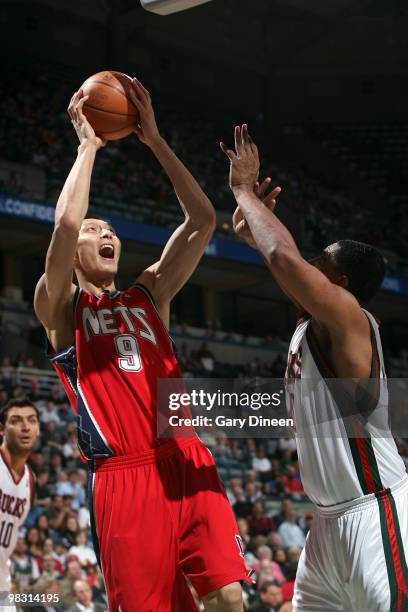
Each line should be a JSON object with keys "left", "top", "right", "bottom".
{"left": 34, "top": 90, "right": 105, "bottom": 330}
{"left": 221, "top": 124, "right": 366, "bottom": 331}
{"left": 129, "top": 79, "right": 216, "bottom": 325}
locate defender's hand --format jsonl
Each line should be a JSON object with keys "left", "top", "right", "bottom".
{"left": 233, "top": 179, "right": 281, "bottom": 248}
{"left": 220, "top": 124, "right": 260, "bottom": 190}
{"left": 129, "top": 78, "right": 161, "bottom": 147}
{"left": 68, "top": 90, "right": 105, "bottom": 150}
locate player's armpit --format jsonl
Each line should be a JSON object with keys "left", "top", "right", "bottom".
{"left": 266, "top": 248, "right": 364, "bottom": 330}
{"left": 34, "top": 273, "right": 76, "bottom": 332}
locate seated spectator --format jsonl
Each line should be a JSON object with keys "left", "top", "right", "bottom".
{"left": 42, "top": 421, "right": 63, "bottom": 452}
{"left": 68, "top": 530, "right": 97, "bottom": 567}
{"left": 264, "top": 477, "right": 285, "bottom": 498}
{"left": 237, "top": 518, "right": 251, "bottom": 548}
{"left": 30, "top": 451, "right": 47, "bottom": 476}
{"left": 267, "top": 532, "right": 284, "bottom": 553}
{"left": 58, "top": 559, "right": 86, "bottom": 609}
{"left": 282, "top": 465, "right": 305, "bottom": 500}
{"left": 38, "top": 554, "right": 61, "bottom": 582}
{"left": 273, "top": 498, "right": 294, "bottom": 528}
{"left": 244, "top": 468, "right": 258, "bottom": 483}
{"left": 213, "top": 433, "right": 232, "bottom": 459}
{"left": 196, "top": 342, "right": 215, "bottom": 372}
{"left": 273, "top": 548, "right": 288, "bottom": 577}
{"left": 300, "top": 511, "right": 314, "bottom": 536}
{"left": 56, "top": 470, "right": 85, "bottom": 509}
{"left": 36, "top": 538, "right": 65, "bottom": 575}
{"left": 33, "top": 514, "right": 50, "bottom": 547}
{"left": 77, "top": 503, "right": 91, "bottom": 531}
{"left": 59, "top": 515, "right": 80, "bottom": 548}
{"left": 278, "top": 509, "right": 306, "bottom": 550}
{"left": 277, "top": 435, "right": 297, "bottom": 455}
{"left": 10, "top": 537, "right": 40, "bottom": 590}
{"left": 46, "top": 495, "right": 69, "bottom": 531}
{"left": 248, "top": 501, "right": 276, "bottom": 537}
{"left": 35, "top": 471, "right": 52, "bottom": 508}
{"left": 67, "top": 580, "right": 107, "bottom": 612}
{"left": 252, "top": 545, "right": 285, "bottom": 584}
{"left": 252, "top": 447, "right": 272, "bottom": 473}
{"left": 250, "top": 580, "right": 283, "bottom": 612}
{"left": 0, "top": 356, "right": 16, "bottom": 389}
{"left": 245, "top": 481, "right": 263, "bottom": 503}
{"left": 88, "top": 567, "right": 109, "bottom": 606}
{"left": 279, "top": 449, "right": 294, "bottom": 473}
{"left": 26, "top": 527, "right": 43, "bottom": 557}
{"left": 62, "top": 430, "right": 81, "bottom": 460}
{"left": 281, "top": 562, "right": 297, "bottom": 602}
{"left": 30, "top": 576, "right": 60, "bottom": 611}
{"left": 49, "top": 453, "right": 64, "bottom": 484}
{"left": 40, "top": 400, "right": 61, "bottom": 425}
{"left": 286, "top": 547, "right": 302, "bottom": 565}
{"left": 226, "top": 478, "right": 244, "bottom": 503}
{"left": 233, "top": 489, "right": 254, "bottom": 519}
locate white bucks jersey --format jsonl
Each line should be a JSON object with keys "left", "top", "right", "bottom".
{"left": 0, "top": 450, "right": 33, "bottom": 590}
{"left": 285, "top": 310, "right": 406, "bottom": 506}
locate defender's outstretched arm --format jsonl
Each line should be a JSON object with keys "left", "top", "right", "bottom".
{"left": 221, "top": 125, "right": 365, "bottom": 332}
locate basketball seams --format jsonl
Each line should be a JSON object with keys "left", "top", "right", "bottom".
{"left": 83, "top": 78, "right": 128, "bottom": 99}
{"left": 83, "top": 101, "right": 138, "bottom": 118}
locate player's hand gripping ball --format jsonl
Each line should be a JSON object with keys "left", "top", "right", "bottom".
{"left": 80, "top": 71, "right": 140, "bottom": 141}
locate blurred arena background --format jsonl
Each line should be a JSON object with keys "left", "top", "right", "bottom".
{"left": 0, "top": 0, "right": 407, "bottom": 609}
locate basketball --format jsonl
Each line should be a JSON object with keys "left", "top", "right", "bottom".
{"left": 80, "top": 70, "right": 139, "bottom": 141}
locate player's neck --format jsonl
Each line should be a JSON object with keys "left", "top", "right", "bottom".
{"left": 1, "top": 445, "right": 28, "bottom": 479}
{"left": 80, "top": 279, "right": 116, "bottom": 297}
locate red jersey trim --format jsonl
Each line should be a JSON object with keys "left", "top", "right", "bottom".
{"left": 28, "top": 467, "right": 36, "bottom": 507}
{"left": 0, "top": 448, "right": 26, "bottom": 485}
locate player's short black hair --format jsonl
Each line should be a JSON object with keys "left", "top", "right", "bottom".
{"left": 0, "top": 397, "right": 40, "bottom": 425}
{"left": 82, "top": 214, "right": 109, "bottom": 222}
{"left": 326, "top": 240, "right": 386, "bottom": 304}
{"left": 81, "top": 215, "right": 115, "bottom": 231}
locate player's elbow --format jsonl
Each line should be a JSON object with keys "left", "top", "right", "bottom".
{"left": 204, "top": 208, "right": 217, "bottom": 233}
{"left": 189, "top": 207, "right": 217, "bottom": 234}
{"left": 54, "top": 215, "right": 82, "bottom": 235}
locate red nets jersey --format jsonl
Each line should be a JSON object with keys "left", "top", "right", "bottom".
{"left": 49, "top": 284, "right": 183, "bottom": 459}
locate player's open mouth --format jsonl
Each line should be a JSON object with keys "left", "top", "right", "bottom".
{"left": 99, "top": 243, "right": 115, "bottom": 259}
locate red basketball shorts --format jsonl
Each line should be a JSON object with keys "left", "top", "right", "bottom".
{"left": 88, "top": 438, "right": 252, "bottom": 611}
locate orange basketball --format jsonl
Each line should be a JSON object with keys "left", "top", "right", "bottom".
{"left": 80, "top": 71, "right": 139, "bottom": 141}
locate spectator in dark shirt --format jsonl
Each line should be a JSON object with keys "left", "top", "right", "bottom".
{"left": 248, "top": 501, "right": 276, "bottom": 537}
{"left": 273, "top": 498, "right": 294, "bottom": 529}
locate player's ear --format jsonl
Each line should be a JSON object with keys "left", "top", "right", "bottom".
{"left": 337, "top": 274, "right": 349, "bottom": 290}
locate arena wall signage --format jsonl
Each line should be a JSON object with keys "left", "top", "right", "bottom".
{"left": 0, "top": 194, "right": 405, "bottom": 296}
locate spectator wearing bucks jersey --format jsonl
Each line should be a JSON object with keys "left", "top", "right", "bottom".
{"left": 223, "top": 124, "right": 408, "bottom": 611}
{"left": 0, "top": 398, "right": 39, "bottom": 610}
